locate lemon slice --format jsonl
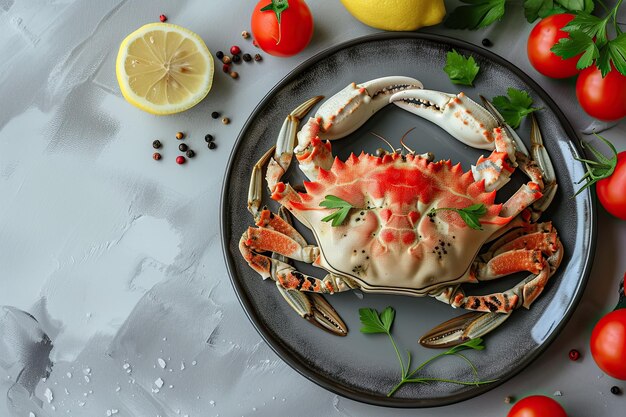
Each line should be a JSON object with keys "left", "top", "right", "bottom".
{"left": 116, "top": 23, "right": 214, "bottom": 115}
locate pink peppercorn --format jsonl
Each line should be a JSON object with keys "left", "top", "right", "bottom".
{"left": 230, "top": 45, "right": 241, "bottom": 55}
{"left": 159, "top": 14, "right": 167, "bottom": 22}
{"left": 176, "top": 155, "right": 186, "bottom": 165}
{"left": 569, "top": 349, "right": 580, "bottom": 361}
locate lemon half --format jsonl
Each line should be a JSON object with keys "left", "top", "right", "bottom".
{"left": 116, "top": 23, "right": 214, "bottom": 115}
{"left": 340, "top": 0, "right": 446, "bottom": 31}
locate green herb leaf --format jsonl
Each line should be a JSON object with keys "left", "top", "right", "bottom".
{"left": 555, "top": 0, "right": 586, "bottom": 11}
{"left": 561, "top": 12, "right": 608, "bottom": 45}
{"left": 446, "top": 338, "right": 487, "bottom": 354}
{"left": 597, "top": 34, "right": 626, "bottom": 77}
{"left": 320, "top": 195, "right": 354, "bottom": 227}
{"left": 444, "top": 0, "right": 506, "bottom": 30}
{"left": 574, "top": 134, "right": 618, "bottom": 196}
{"left": 444, "top": 50, "right": 480, "bottom": 86}
{"left": 428, "top": 203, "right": 488, "bottom": 230}
{"left": 260, "top": 0, "right": 289, "bottom": 24}
{"left": 524, "top": 0, "right": 556, "bottom": 23}
{"left": 492, "top": 88, "right": 541, "bottom": 129}
{"left": 359, "top": 307, "right": 394, "bottom": 334}
{"left": 551, "top": 30, "right": 599, "bottom": 70}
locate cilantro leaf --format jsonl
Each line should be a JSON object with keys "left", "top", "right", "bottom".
{"left": 551, "top": 30, "right": 599, "bottom": 70}
{"left": 320, "top": 195, "right": 353, "bottom": 227}
{"left": 428, "top": 203, "right": 487, "bottom": 230}
{"left": 597, "top": 34, "right": 626, "bottom": 77}
{"left": 445, "top": 0, "right": 506, "bottom": 30}
{"left": 359, "top": 307, "right": 394, "bottom": 334}
{"left": 561, "top": 12, "right": 609, "bottom": 46}
{"left": 444, "top": 50, "right": 480, "bottom": 86}
{"left": 492, "top": 88, "right": 541, "bottom": 129}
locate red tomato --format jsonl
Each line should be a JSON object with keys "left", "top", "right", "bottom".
{"left": 597, "top": 152, "right": 626, "bottom": 220}
{"left": 507, "top": 395, "right": 567, "bottom": 417}
{"left": 591, "top": 308, "right": 626, "bottom": 380}
{"left": 527, "top": 14, "right": 581, "bottom": 79}
{"left": 576, "top": 65, "right": 626, "bottom": 121}
{"left": 251, "top": 0, "right": 313, "bottom": 57}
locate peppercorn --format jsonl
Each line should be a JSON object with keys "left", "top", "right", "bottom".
{"left": 504, "top": 396, "right": 513, "bottom": 404}
{"left": 211, "top": 112, "right": 220, "bottom": 119}
{"left": 222, "top": 56, "right": 232, "bottom": 64}
{"left": 232, "top": 54, "right": 241, "bottom": 64}
{"left": 230, "top": 45, "right": 241, "bottom": 55}
{"left": 208, "top": 141, "right": 217, "bottom": 150}
{"left": 254, "top": 53, "right": 263, "bottom": 61}
{"left": 229, "top": 71, "right": 239, "bottom": 79}
{"left": 216, "top": 51, "right": 224, "bottom": 60}
{"left": 175, "top": 132, "right": 184, "bottom": 140}
{"left": 568, "top": 349, "right": 580, "bottom": 361}
{"left": 222, "top": 64, "right": 230, "bottom": 73}
{"left": 176, "top": 155, "right": 186, "bottom": 164}
{"left": 482, "top": 38, "right": 492, "bottom": 47}
{"left": 252, "top": 39, "right": 259, "bottom": 48}
{"left": 153, "top": 152, "right": 162, "bottom": 160}
{"left": 611, "top": 386, "right": 621, "bottom": 395}
{"left": 222, "top": 117, "right": 230, "bottom": 125}
{"left": 159, "top": 14, "right": 167, "bottom": 22}
{"left": 179, "top": 143, "right": 188, "bottom": 152}
{"left": 242, "top": 53, "right": 252, "bottom": 62}
{"left": 186, "top": 149, "right": 195, "bottom": 158}
{"left": 375, "top": 148, "right": 386, "bottom": 157}
{"left": 241, "top": 31, "right": 250, "bottom": 39}
{"left": 152, "top": 140, "right": 162, "bottom": 149}
{"left": 205, "top": 134, "right": 214, "bottom": 142}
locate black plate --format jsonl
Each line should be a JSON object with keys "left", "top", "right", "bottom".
{"left": 220, "top": 33, "right": 596, "bottom": 407}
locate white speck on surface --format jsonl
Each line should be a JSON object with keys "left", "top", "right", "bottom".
{"left": 163, "top": 337, "right": 167, "bottom": 341}
{"left": 158, "top": 358, "right": 166, "bottom": 369}
{"left": 210, "top": 400, "right": 215, "bottom": 406}
{"left": 64, "top": 388, "right": 70, "bottom": 395}
{"left": 66, "top": 372, "right": 72, "bottom": 378}
{"left": 44, "top": 388, "right": 53, "bottom": 403}
{"left": 84, "top": 375, "right": 90, "bottom": 383}
{"left": 122, "top": 363, "right": 130, "bottom": 370}
{"left": 83, "top": 367, "right": 91, "bottom": 375}
{"left": 78, "top": 402, "right": 85, "bottom": 407}
{"left": 191, "top": 361, "right": 197, "bottom": 366}
{"left": 169, "top": 385, "right": 173, "bottom": 389}
{"left": 29, "top": 413, "right": 35, "bottom": 417}
{"left": 554, "top": 391, "right": 563, "bottom": 396}
{"left": 154, "top": 378, "right": 164, "bottom": 388}
{"left": 180, "top": 361, "right": 185, "bottom": 370}
{"left": 115, "top": 386, "right": 121, "bottom": 392}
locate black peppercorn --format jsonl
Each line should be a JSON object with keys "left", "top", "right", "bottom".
{"left": 179, "top": 143, "right": 188, "bottom": 152}
{"left": 243, "top": 53, "right": 252, "bottom": 62}
{"left": 482, "top": 38, "right": 492, "bottom": 47}
{"left": 611, "top": 386, "right": 621, "bottom": 395}
{"left": 216, "top": 51, "right": 224, "bottom": 59}
{"left": 205, "top": 134, "right": 214, "bottom": 142}
{"left": 186, "top": 149, "right": 195, "bottom": 158}
{"left": 152, "top": 140, "right": 162, "bottom": 149}
{"left": 232, "top": 54, "right": 241, "bottom": 64}
{"left": 211, "top": 111, "right": 220, "bottom": 119}
{"left": 208, "top": 141, "right": 217, "bottom": 150}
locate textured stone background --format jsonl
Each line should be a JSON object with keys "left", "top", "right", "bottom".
{"left": 1, "top": 1, "right": 625, "bottom": 416}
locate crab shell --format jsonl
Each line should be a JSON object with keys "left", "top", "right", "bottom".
{"left": 272, "top": 150, "right": 522, "bottom": 296}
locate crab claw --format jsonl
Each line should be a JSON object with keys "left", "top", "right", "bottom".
{"left": 419, "top": 311, "right": 511, "bottom": 348}
{"left": 276, "top": 285, "right": 348, "bottom": 336}
{"left": 297, "top": 76, "right": 423, "bottom": 146}
{"left": 390, "top": 90, "right": 499, "bottom": 150}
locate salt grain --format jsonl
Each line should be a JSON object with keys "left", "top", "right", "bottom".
{"left": 155, "top": 378, "right": 164, "bottom": 388}
{"left": 44, "top": 388, "right": 53, "bottom": 403}
{"left": 158, "top": 358, "right": 166, "bottom": 369}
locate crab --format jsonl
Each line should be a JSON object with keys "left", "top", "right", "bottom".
{"left": 238, "top": 76, "right": 563, "bottom": 347}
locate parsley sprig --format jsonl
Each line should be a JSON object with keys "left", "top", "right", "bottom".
{"left": 428, "top": 203, "right": 487, "bottom": 230}
{"left": 359, "top": 307, "right": 496, "bottom": 397}
{"left": 320, "top": 195, "right": 354, "bottom": 227}
{"left": 552, "top": 0, "right": 626, "bottom": 77}
{"left": 445, "top": 0, "right": 593, "bottom": 30}
{"left": 574, "top": 134, "right": 618, "bottom": 196}
{"left": 444, "top": 50, "right": 480, "bottom": 86}
{"left": 491, "top": 88, "right": 542, "bottom": 129}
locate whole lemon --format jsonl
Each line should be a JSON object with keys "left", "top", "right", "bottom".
{"left": 340, "top": 0, "right": 446, "bottom": 31}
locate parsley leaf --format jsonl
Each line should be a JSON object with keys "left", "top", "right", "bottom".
{"left": 444, "top": 0, "right": 506, "bottom": 30}
{"left": 444, "top": 50, "right": 480, "bottom": 86}
{"left": 320, "top": 195, "right": 353, "bottom": 227}
{"left": 428, "top": 203, "right": 487, "bottom": 230}
{"left": 491, "top": 88, "right": 541, "bottom": 129}
{"left": 524, "top": 0, "right": 559, "bottom": 23}
{"left": 359, "top": 307, "right": 394, "bottom": 334}
{"left": 551, "top": 30, "right": 599, "bottom": 70}
{"left": 574, "top": 134, "right": 618, "bottom": 196}
{"left": 561, "top": 12, "right": 608, "bottom": 45}
{"left": 597, "top": 34, "right": 626, "bottom": 77}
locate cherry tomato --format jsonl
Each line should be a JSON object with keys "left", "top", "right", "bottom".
{"left": 576, "top": 65, "right": 626, "bottom": 121}
{"left": 597, "top": 152, "right": 626, "bottom": 220}
{"left": 527, "top": 14, "right": 581, "bottom": 79}
{"left": 251, "top": 0, "right": 313, "bottom": 57}
{"left": 507, "top": 395, "right": 567, "bottom": 417}
{"left": 591, "top": 308, "right": 626, "bottom": 380}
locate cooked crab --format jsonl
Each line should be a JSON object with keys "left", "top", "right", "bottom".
{"left": 238, "top": 76, "right": 563, "bottom": 347}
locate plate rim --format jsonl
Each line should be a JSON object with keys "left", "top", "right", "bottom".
{"left": 220, "top": 32, "right": 597, "bottom": 408}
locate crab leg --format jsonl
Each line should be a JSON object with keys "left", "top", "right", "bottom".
{"left": 529, "top": 114, "right": 558, "bottom": 220}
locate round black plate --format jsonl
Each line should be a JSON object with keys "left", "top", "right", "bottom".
{"left": 220, "top": 33, "right": 596, "bottom": 407}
